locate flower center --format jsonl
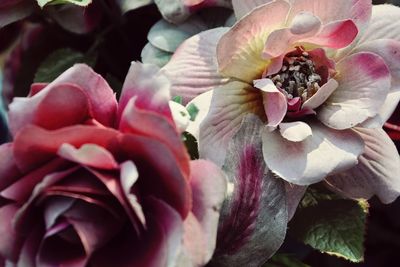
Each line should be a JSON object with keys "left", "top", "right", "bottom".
{"left": 267, "top": 47, "right": 322, "bottom": 102}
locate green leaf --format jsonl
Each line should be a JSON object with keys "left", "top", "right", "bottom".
{"left": 289, "top": 198, "right": 368, "bottom": 263}
{"left": 186, "top": 103, "right": 199, "bottom": 121}
{"left": 172, "top": 96, "right": 183, "bottom": 105}
{"left": 37, "top": 0, "right": 92, "bottom": 8}
{"left": 264, "top": 254, "right": 310, "bottom": 267}
{"left": 34, "top": 48, "right": 96, "bottom": 83}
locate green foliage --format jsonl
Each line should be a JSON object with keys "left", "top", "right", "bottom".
{"left": 289, "top": 187, "right": 368, "bottom": 263}
{"left": 34, "top": 48, "right": 96, "bottom": 83}
{"left": 264, "top": 254, "right": 310, "bottom": 267}
{"left": 172, "top": 96, "right": 183, "bottom": 105}
{"left": 186, "top": 103, "right": 199, "bottom": 121}
{"left": 37, "top": 0, "right": 92, "bottom": 8}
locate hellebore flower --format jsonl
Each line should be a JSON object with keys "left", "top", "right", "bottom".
{"left": 162, "top": 0, "right": 400, "bottom": 264}
{"left": 155, "top": 0, "right": 233, "bottom": 24}
{"left": 0, "top": 63, "right": 227, "bottom": 266}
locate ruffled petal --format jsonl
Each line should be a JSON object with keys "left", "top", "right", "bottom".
{"left": 318, "top": 52, "right": 391, "bottom": 129}
{"left": 217, "top": 0, "right": 290, "bottom": 82}
{"left": 253, "top": 78, "right": 287, "bottom": 127}
{"left": 199, "top": 81, "right": 264, "bottom": 166}
{"left": 279, "top": 121, "right": 312, "bottom": 142}
{"left": 262, "top": 120, "right": 364, "bottom": 185}
{"left": 162, "top": 28, "right": 231, "bottom": 104}
{"left": 302, "top": 78, "right": 338, "bottom": 110}
{"left": 326, "top": 128, "right": 400, "bottom": 204}
{"left": 288, "top": 0, "right": 371, "bottom": 33}
{"left": 212, "top": 114, "right": 287, "bottom": 266}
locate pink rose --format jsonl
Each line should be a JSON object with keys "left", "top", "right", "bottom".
{"left": 0, "top": 63, "right": 226, "bottom": 266}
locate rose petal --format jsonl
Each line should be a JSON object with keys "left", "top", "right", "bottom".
{"left": 13, "top": 125, "right": 118, "bottom": 172}
{"left": 212, "top": 114, "right": 287, "bottom": 266}
{"left": 43, "top": 64, "right": 117, "bottom": 128}
{"left": 8, "top": 83, "right": 91, "bottom": 136}
{"left": 119, "top": 98, "right": 190, "bottom": 179}
{"left": 326, "top": 128, "right": 400, "bottom": 204}
{"left": 119, "top": 62, "right": 172, "bottom": 123}
{"left": 188, "top": 160, "right": 227, "bottom": 264}
{"left": 0, "top": 143, "right": 22, "bottom": 192}
{"left": 279, "top": 121, "right": 312, "bottom": 142}
{"left": 217, "top": 0, "right": 290, "bottom": 82}
{"left": 254, "top": 78, "right": 287, "bottom": 127}
{"left": 0, "top": 204, "right": 23, "bottom": 261}
{"left": 57, "top": 143, "right": 119, "bottom": 170}
{"left": 162, "top": 27, "right": 231, "bottom": 104}
{"left": 262, "top": 120, "right": 364, "bottom": 185}
{"left": 199, "top": 81, "right": 264, "bottom": 166}
{"left": 318, "top": 52, "right": 391, "bottom": 129}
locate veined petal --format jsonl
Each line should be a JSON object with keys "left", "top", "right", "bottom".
{"left": 119, "top": 62, "right": 172, "bottom": 123}
{"left": 232, "top": 0, "right": 274, "bottom": 19}
{"left": 212, "top": 114, "right": 287, "bottom": 266}
{"left": 199, "top": 81, "right": 264, "bottom": 166}
{"left": 253, "top": 79, "right": 287, "bottom": 127}
{"left": 326, "top": 128, "right": 400, "bottom": 204}
{"left": 279, "top": 121, "right": 312, "bottom": 142}
{"left": 162, "top": 28, "right": 231, "bottom": 104}
{"left": 217, "top": 0, "right": 290, "bottom": 82}
{"left": 262, "top": 120, "right": 364, "bottom": 185}
{"left": 318, "top": 52, "right": 391, "bottom": 129}
{"left": 288, "top": 0, "right": 371, "bottom": 33}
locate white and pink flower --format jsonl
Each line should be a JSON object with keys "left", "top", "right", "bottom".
{"left": 162, "top": 0, "right": 400, "bottom": 263}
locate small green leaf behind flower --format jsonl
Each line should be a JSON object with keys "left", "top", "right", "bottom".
{"left": 34, "top": 48, "right": 97, "bottom": 83}
{"left": 289, "top": 186, "right": 368, "bottom": 263}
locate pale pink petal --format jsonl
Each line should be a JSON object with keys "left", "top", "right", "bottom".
{"left": 162, "top": 27, "right": 231, "bottom": 104}
{"left": 253, "top": 78, "right": 287, "bottom": 127}
{"left": 318, "top": 52, "right": 391, "bottom": 129}
{"left": 263, "top": 12, "right": 321, "bottom": 58}
{"left": 213, "top": 114, "right": 287, "bottom": 266}
{"left": 232, "top": 0, "right": 273, "bottom": 19}
{"left": 188, "top": 160, "right": 227, "bottom": 264}
{"left": 0, "top": 0, "right": 35, "bottom": 27}
{"left": 302, "top": 78, "right": 338, "bottom": 110}
{"left": 351, "top": 39, "right": 400, "bottom": 122}
{"left": 288, "top": 0, "right": 371, "bottom": 33}
{"left": 326, "top": 128, "right": 400, "bottom": 204}
{"left": 119, "top": 62, "right": 172, "bottom": 122}
{"left": 44, "top": 64, "right": 117, "bottom": 128}
{"left": 262, "top": 121, "right": 364, "bottom": 185}
{"left": 181, "top": 212, "right": 206, "bottom": 266}
{"left": 304, "top": 19, "right": 358, "bottom": 49}
{"left": 8, "top": 84, "right": 91, "bottom": 136}
{"left": 57, "top": 143, "right": 119, "bottom": 170}
{"left": 217, "top": 0, "right": 290, "bottom": 82}
{"left": 279, "top": 121, "right": 312, "bottom": 142}
{"left": 199, "top": 81, "right": 265, "bottom": 166}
